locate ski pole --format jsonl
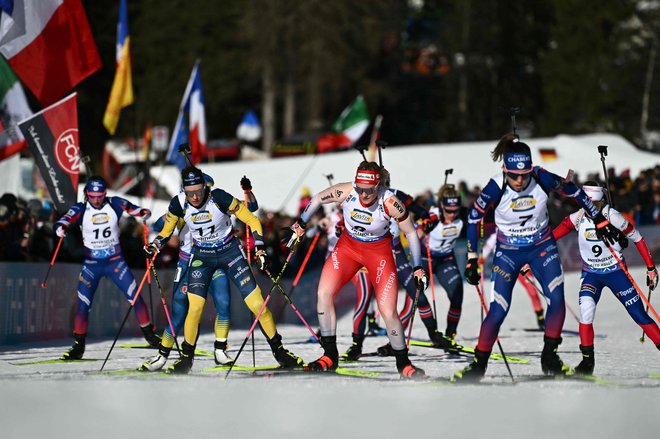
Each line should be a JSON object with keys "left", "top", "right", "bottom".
{"left": 425, "top": 235, "right": 438, "bottom": 319}
{"left": 406, "top": 284, "right": 422, "bottom": 349}
{"left": 244, "top": 192, "right": 255, "bottom": 365}
{"left": 478, "top": 220, "right": 485, "bottom": 323}
{"left": 41, "top": 236, "right": 63, "bottom": 289}
{"left": 641, "top": 287, "right": 653, "bottom": 343}
{"left": 475, "top": 283, "right": 515, "bottom": 383}
{"left": 291, "top": 230, "right": 321, "bottom": 296}
{"left": 225, "top": 251, "right": 295, "bottom": 379}
{"left": 266, "top": 268, "right": 319, "bottom": 341}
{"left": 143, "top": 222, "right": 155, "bottom": 321}
{"left": 521, "top": 268, "right": 580, "bottom": 324}
{"left": 100, "top": 254, "right": 158, "bottom": 371}
{"left": 150, "top": 264, "right": 182, "bottom": 356}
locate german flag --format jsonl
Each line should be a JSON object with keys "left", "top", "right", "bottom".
{"left": 539, "top": 147, "right": 558, "bottom": 162}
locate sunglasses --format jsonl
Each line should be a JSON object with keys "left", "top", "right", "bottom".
{"left": 505, "top": 171, "right": 532, "bottom": 181}
{"left": 443, "top": 208, "right": 460, "bottom": 214}
{"left": 355, "top": 185, "right": 379, "bottom": 195}
{"left": 87, "top": 193, "right": 105, "bottom": 200}
{"left": 184, "top": 188, "right": 205, "bottom": 198}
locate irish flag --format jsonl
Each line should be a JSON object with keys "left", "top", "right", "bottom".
{"left": 0, "top": 56, "right": 32, "bottom": 161}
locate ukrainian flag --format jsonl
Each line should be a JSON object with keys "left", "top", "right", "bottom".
{"left": 103, "top": 0, "right": 133, "bottom": 135}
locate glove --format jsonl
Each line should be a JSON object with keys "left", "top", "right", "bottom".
{"left": 335, "top": 224, "right": 344, "bottom": 238}
{"left": 254, "top": 245, "right": 269, "bottom": 271}
{"left": 281, "top": 218, "right": 306, "bottom": 252}
{"left": 413, "top": 266, "right": 429, "bottom": 291}
{"left": 143, "top": 240, "right": 161, "bottom": 257}
{"left": 592, "top": 213, "right": 619, "bottom": 247}
{"left": 617, "top": 231, "right": 629, "bottom": 249}
{"left": 647, "top": 266, "right": 658, "bottom": 291}
{"left": 240, "top": 176, "right": 252, "bottom": 192}
{"left": 54, "top": 224, "right": 67, "bottom": 238}
{"left": 464, "top": 258, "right": 480, "bottom": 285}
{"left": 139, "top": 208, "right": 151, "bottom": 220}
{"left": 422, "top": 218, "right": 438, "bottom": 234}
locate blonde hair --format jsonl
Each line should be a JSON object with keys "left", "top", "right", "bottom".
{"left": 437, "top": 184, "right": 458, "bottom": 205}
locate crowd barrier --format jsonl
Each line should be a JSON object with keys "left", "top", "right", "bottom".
{"left": 1, "top": 225, "right": 657, "bottom": 346}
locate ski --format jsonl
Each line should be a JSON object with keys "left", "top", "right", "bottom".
{"left": 10, "top": 358, "right": 99, "bottom": 366}
{"left": 203, "top": 364, "right": 281, "bottom": 373}
{"left": 409, "top": 340, "right": 529, "bottom": 364}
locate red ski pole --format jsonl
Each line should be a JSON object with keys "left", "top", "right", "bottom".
{"left": 41, "top": 236, "right": 63, "bottom": 289}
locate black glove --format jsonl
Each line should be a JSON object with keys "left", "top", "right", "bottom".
{"left": 592, "top": 213, "right": 619, "bottom": 247}
{"left": 254, "top": 245, "right": 269, "bottom": 271}
{"left": 422, "top": 218, "right": 438, "bottom": 234}
{"left": 281, "top": 218, "right": 306, "bottom": 252}
{"left": 647, "top": 266, "right": 658, "bottom": 291}
{"left": 240, "top": 176, "right": 252, "bottom": 191}
{"left": 143, "top": 240, "right": 161, "bottom": 257}
{"left": 138, "top": 208, "right": 151, "bottom": 220}
{"left": 335, "top": 224, "right": 344, "bottom": 238}
{"left": 413, "top": 266, "right": 429, "bottom": 291}
{"left": 464, "top": 258, "right": 480, "bottom": 286}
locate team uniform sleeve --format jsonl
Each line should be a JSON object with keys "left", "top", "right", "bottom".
{"left": 211, "top": 189, "right": 264, "bottom": 245}
{"left": 606, "top": 207, "right": 654, "bottom": 266}
{"left": 466, "top": 178, "right": 500, "bottom": 256}
{"left": 300, "top": 182, "right": 353, "bottom": 224}
{"left": 394, "top": 189, "right": 429, "bottom": 220}
{"left": 110, "top": 196, "right": 145, "bottom": 217}
{"left": 55, "top": 202, "right": 85, "bottom": 228}
{"left": 245, "top": 190, "right": 259, "bottom": 212}
{"left": 538, "top": 168, "right": 600, "bottom": 218}
{"left": 552, "top": 213, "right": 578, "bottom": 241}
{"left": 154, "top": 197, "right": 184, "bottom": 245}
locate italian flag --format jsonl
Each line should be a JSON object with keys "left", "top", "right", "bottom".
{"left": 317, "top": 95, "right": 370, "bottom": 153}
{"left": 0, "top": 57, "right": 32, "bottom": 161}
{"left": 332, "top": 95, "right": 370, "bottom": 145}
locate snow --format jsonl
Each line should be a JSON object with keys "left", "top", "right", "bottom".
{"left": 150, "top": 133, "right": 660, "bottom": 216}
{"left": 1, "top": 267, "right": 659, "bottom": 439}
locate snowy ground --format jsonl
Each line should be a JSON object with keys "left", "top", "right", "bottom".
{"left": 1, "top": 268, "right": 659, "bottom": 439}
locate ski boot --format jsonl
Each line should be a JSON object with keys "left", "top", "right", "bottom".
{"left": 377, "top": 342, "right": 394, "bottom": 357}
{"left": 214, "top": 340, "right": 235, "bottom": 366}
{"left": 535, "top": 310, "right": 546, "bottom": 330}
{"left": 444, "top": 326, "right": 457, "bottom": 340}
{"left": 541, "top": 336, "right": 569, "bottom": 376}
{"left": 367, "top": 313, "right": 387, "bottom": 336}
{"left": 573, "top": 344, "right": 594, "bottom": 375}
{"left": 138, "top": 344, "right": 171, "bottom": 372}
{"left": 305, "top": 335, "right": 338, "bottom": 372}
{"left": 268, "top": 332, "right": 303, "bottom": 368}
{"left": 341, "top": 333, "right": 364, "bottom": 361}
{"left": 451, "top": 348, "right": 491, "bottom": 382}
{"left": 166, "top": 341, "right": 195, "bottom": 374}
{"left": 61, "top": 333, "right": 86, "bottom": 360}
{"left": 393, "top": 347, "right": 426, "bottom": 380}
{"left": 141, "top": 324, "right": 161, "bottom": 348}
{"left": 428, "top": 328, "right": 463, "bottom": 354}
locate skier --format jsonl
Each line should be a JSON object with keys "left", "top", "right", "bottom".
{"left": 452, "top": 133, "right": 620, "bottom": 381}
{"left": 283, "top": 161, "right": 428, "bottom": 379}
{"left": 418, "top": 183, "right": 466, "bottom": 339}
{"left": 139, "top": 175, "right": 258, "bottom": 371}
{"left": 144, "top": 166, "right": 302, "bottom": 373}
{"left": 54, "top": 176, "right": 159, "bottom": 360}
{"left": 552, "top": 181, "right": 659, "bottom": 374}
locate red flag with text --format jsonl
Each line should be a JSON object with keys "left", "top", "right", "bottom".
{"left": 18, "top": 93, "right": 79, "bottom": 212}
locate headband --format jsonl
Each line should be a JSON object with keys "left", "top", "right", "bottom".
{"left": 582, "top": 185, "right": 604, "bottom": 202}
{"left": 503, "top": 151, "right": 532, "bottom": 173}
{"left": 355, "top": 170, "right": 380, "bottom": 186}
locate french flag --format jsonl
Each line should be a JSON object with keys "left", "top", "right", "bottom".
{"left": 0, "top": 0, "right": 101, "bottom": 107}
{"left": 167, "top": 60, "right": 207, "bottom": 170}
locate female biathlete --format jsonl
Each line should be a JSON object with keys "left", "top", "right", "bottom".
{"left": 452, "top": 134, "right": 620, "bottom": 381}
{"left": 284, "top": 161, "right": 429, "bottom": 379}
{"left": 552, "top": 181, "right": 659, "bottom": 374}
